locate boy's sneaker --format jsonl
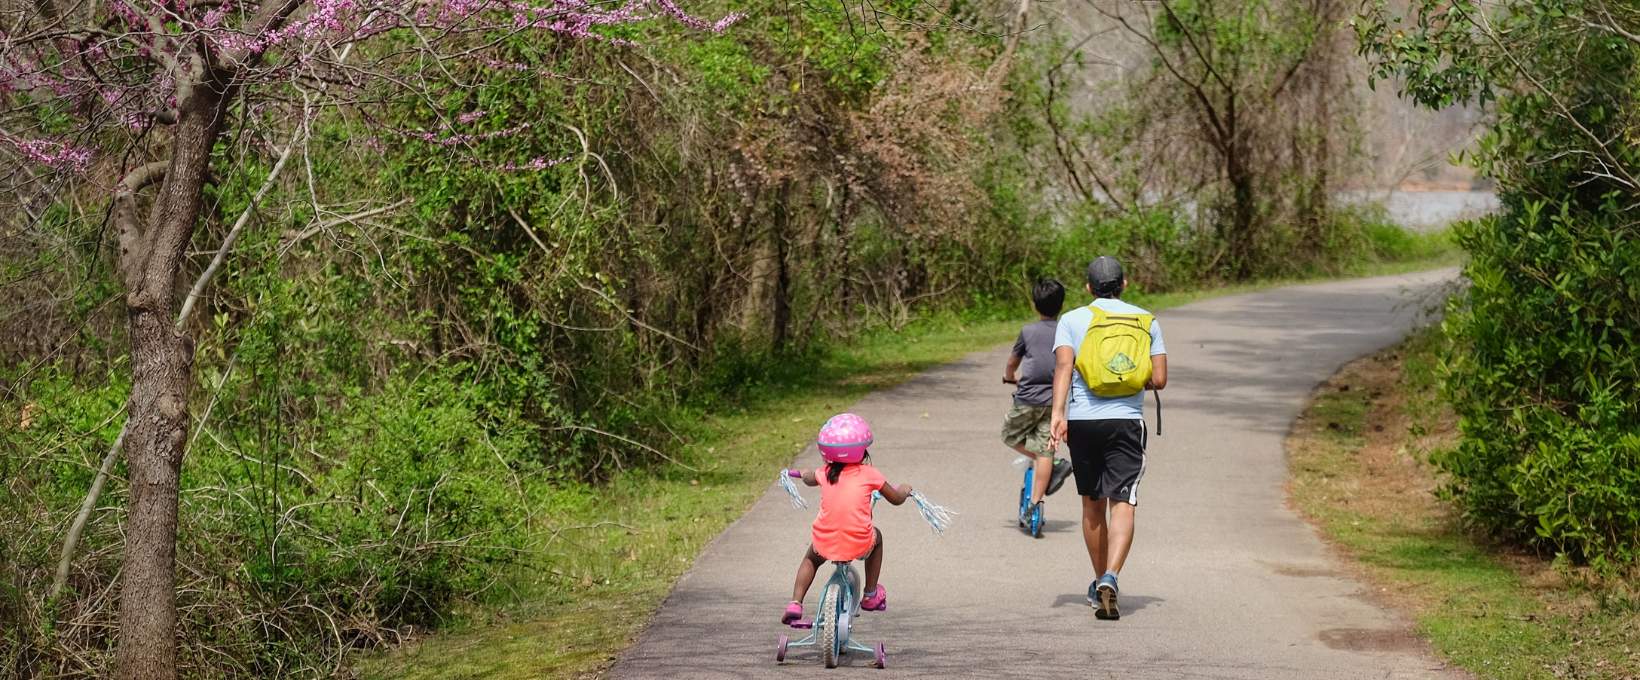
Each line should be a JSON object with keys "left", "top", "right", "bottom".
{"left": 1046, "top": 459, "right": 1073, "bottom": 496}
{"left": 860, "top": 585, "right": 887, "bottom": 612}
{"left": 781, "top": 601, "right": 803, "bottom": 625}
{"left": 1091, "top": 574, "right": 1120, "bottom": 620}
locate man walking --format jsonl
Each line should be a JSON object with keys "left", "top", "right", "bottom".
{"left": 1049, "top": 256, "right": 1167, "bottom": 620}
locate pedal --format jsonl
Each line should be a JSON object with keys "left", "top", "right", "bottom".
{"left": 789, "top": 620, "right": 813, "bottom": 629}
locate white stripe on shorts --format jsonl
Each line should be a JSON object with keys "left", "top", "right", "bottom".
{"left": 1129, "top": 419, "right": 1149, "bottom": 505}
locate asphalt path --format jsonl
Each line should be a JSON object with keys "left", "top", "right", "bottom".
{"left": 611, "top": 270, "right": 1464, "bottom": 679}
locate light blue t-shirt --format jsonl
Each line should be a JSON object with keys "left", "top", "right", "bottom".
{"left": 1053, "top": 298, "right": 1166, "bottom": 420}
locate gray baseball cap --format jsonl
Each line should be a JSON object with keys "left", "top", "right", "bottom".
{"left": 1087, "top": 256, "right": 1124, "bottom": 296}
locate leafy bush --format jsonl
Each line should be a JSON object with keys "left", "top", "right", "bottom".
{"left": 1362, "top": 0, "right": 1640, "bottom": 568}
{"left": 1, "top": 366, "right": 545, "bottom": 676}
{"left": 1435, "top": 202, "right": 1640, "bottom": 568}
{"left": 1315, "top": 204, "right": 1454, "bottom": 269}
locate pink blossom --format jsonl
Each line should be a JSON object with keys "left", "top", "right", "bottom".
{"left": 652, "top": 0, "right": 743, "bottom": 32}
{"left": 2, "top": 134, "right": 95, "bottom": 173}
{"left": 410, "top": 122, "right": 532, "bottom": 147}
{"left": 497, "top": 155, "right": 572, "bottom": 171}
{"left": 1, "top": 0, "right": 740, "bottom": 177}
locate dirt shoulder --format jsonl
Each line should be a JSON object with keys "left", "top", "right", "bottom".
{"left": 1287, "top": 330, "right": 1640, "bottom": 680}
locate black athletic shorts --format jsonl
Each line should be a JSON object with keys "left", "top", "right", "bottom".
{"left": 1066, "top": 419, "right": 1148, "bottom": 505}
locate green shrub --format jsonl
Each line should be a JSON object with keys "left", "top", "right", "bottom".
{"left": 1361, "top": 0, "right": 1640, "bottom": 568}
{"left": 1345, "top": 206, "right": 1452, "bottom": 264}
{"left": 1436, "top": 201, "right": 1640, "bottom": 568}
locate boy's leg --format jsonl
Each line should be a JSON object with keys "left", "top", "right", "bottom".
{"left": 1105, "top": 501, "right": 1136, "bottom": 575}
{"left": 862, "top": 529, "right": 885, "bottom": 593}
{"left": 1031, "top": 453, "right": 1052, "bottom": 504}
{"left": 1027, "top": 406, "right": 1054, "bottom": 503}
{"left": 791, "top": 545, "right": 824, "bottom": 603}
{"left": 1001, "top": 404, "right": 1039, "bottom": 461}
{"left": 1101, "top": 420, "right": 1146, "bottom": 576}
{"left": 1081, "top": 496, "right": 1109, "bottom": 575}
{"left": 1067, "top": 419, "right": 1109, "bottom": 572}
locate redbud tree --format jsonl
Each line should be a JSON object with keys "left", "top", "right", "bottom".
{"left": 0, "top": 0, "right": 735, "bottom": 677}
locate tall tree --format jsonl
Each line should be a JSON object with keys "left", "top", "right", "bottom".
{"left": 0, "top": 1, "right": 735, "bottom": 676}
{"left": 1044, "top": 0, "right": 1359, "bottom": 277}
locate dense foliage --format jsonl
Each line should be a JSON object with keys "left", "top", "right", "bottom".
{"left": 1361, "top": 0, "right": 1640, "bottom": 568}
{"left": 0, "top": 3, "right": 1056, "bottom": 675}
{"left": 0, "top": 0, "right": 1445, "bottom": 675}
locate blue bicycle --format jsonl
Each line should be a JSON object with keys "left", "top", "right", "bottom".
{"left": 1003, "top": 378, "right": 1045, "bottom": 538}
{"left": 1017, "top": 464, "right": 1044, "bottom": 538}
{"left": 777, "top": 559, "right": 886, "bottom": 669}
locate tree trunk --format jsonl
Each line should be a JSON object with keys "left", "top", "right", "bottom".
{"left": 116, "top": 81, "right": 228, "bottom": 680}
{"left": 1224, "top": 138, "right": 1258, "bottom": 279}
{"left": 771, "top": 183, "right": 793, "bottom": 351}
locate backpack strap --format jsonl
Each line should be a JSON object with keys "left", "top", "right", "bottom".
{"left": 1152, "top": 388, "right": 1161, "bottom": 436}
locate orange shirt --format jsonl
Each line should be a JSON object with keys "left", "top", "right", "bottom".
{"left": 811, "top": 463, "right": 887, "bottom": 561}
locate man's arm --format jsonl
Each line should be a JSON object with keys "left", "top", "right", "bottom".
{"left": 1146, "top": 318, "right": 1167, "bottom": 390}
{"left": 1004, "top": 352, "right": 1022, "bottom": 383}
{"left": 1148, "top": 354, "right": 1168, "bottom": 390}
{"left": 1049, "top": 345, "right": 1074, "bottom": 445}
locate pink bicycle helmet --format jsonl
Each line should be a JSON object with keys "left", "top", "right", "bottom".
{"left": 817, "top": 413, "right": 873, "bottom": 464}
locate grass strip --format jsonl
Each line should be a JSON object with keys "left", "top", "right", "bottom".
{"left": 1288, "top": 328, "right": 1640, "bottom": 680}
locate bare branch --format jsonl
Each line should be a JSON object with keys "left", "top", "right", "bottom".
{"left": 174, "top": 139, "right": 293, "bottom": 328}
{"left": 50, "top": 414, "right": 127, "bottom": 600}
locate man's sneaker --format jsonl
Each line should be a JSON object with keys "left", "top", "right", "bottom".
{"left": 1093, "top": 574, "right": 1120, "bottom": 620}
{"left": 860, "top": 584, "right": 887, "bottom": 612}
{"left": 781, "top": 601, "right": 803, "bottom": 625}
{"left": 1046, "top": 459, "right": 1073, "bottom": 496}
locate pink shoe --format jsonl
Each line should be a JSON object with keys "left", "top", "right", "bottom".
{"left": 781, "top": 601, "right": 803, "bottom": 624}
{"left": 860, "top": 585, "right": 887, "bottom": 612}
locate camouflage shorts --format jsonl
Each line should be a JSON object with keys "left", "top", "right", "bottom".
{"left": 1000, "top": 403, "right": 1054, "bottom": 457}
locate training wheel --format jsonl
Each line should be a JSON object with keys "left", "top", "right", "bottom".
{"left": 873, "top": 643, "right": 886, "bottom": 669}
{"left": 775, "top": 634, "right": 788, "bottom": 662}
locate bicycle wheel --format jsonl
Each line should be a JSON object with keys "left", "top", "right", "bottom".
{"left": 844, "top": 565, "right": 862, "bottom": 606}
{"left": 1017, "top": 469, "right": 1031, "bottom": 527}
{"left": 820, "top": 582, "right": 842, "bottom": 668}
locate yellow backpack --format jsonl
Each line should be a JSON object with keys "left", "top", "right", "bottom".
{"left": 1074, "top": 305, "right": 1154, "bottom": 398}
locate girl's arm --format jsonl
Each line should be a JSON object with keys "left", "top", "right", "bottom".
{"left": 878, "top": 481, "right": 911, "bottom": 506}
{"left": 802, "top": 469, "right": 819, "bottom": 487}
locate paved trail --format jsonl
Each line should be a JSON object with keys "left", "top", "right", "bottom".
{"left": 612, "top": 270, "right": 1462, "bottom": 680}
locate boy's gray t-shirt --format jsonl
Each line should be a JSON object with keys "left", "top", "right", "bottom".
{"left": 1011, "top": 319, "right": 1058, "bottom": 407}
